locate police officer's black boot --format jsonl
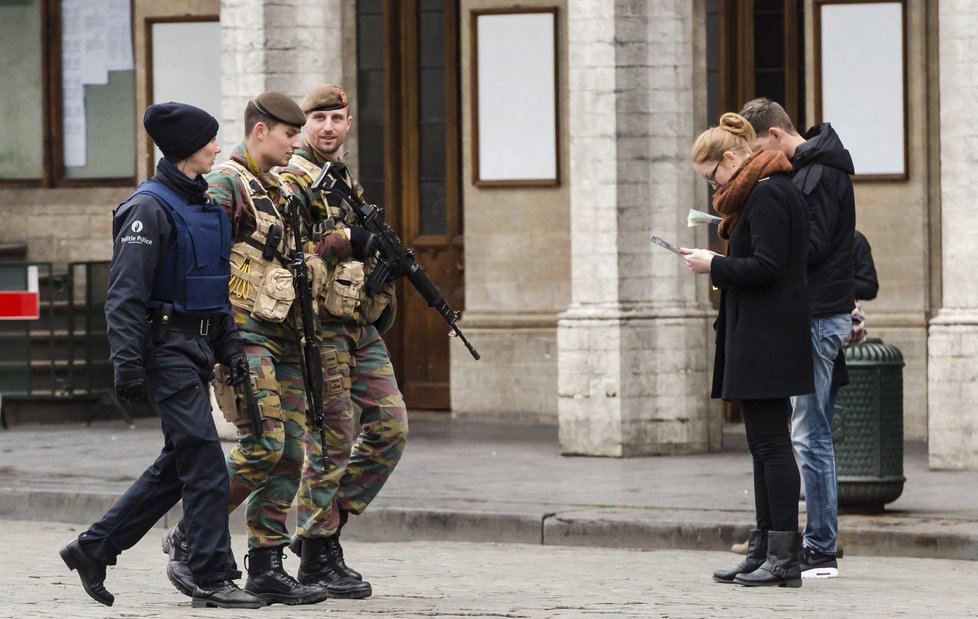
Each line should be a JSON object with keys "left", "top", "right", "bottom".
{"left": 244, "top": 546, "right": 329, "bottom": 606}
{"left": 59, "top": 539, "right": 114, "bottom": 606}
{"left": 161, "top": 524, "right": 194, "bottom": 597}
{"left": 191, "top": 580, "right": 261, "bottom": 609}
{"left": 297, "top": 536, "right": 372, "bottom": 599}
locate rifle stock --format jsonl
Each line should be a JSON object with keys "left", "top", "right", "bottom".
{"left": 311, "top": 164, "right": 480, "bottom": 360}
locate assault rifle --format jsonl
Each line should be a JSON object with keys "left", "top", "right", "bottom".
{"left": 286, "top": 195, "right": 328, "bottom": 455}
{"left": 310, "top": 163, "right": 480, "bottom": 360}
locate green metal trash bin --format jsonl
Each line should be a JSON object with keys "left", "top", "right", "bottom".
{"left": 832, "top": 338, "right": 906, "bottom": 511}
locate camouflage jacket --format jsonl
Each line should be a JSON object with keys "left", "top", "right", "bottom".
{"left": 206, "top": 143, "right": 291, "bottom": 241}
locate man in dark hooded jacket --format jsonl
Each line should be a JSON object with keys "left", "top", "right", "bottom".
{"left": 741, "top": 98, "right": 855, "bottom": 580}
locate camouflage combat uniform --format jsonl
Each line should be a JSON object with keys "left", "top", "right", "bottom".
{"left": 207, "top": 143, "right": 308, "bottom": 551}
{"left": 280, "top": 143, "right": 407, "bottom": 540}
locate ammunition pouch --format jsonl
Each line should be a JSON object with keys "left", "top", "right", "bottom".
{"left": 362, "top": 278, "right": 396, "bottom": 325}
{"left": 305, "top": 253, "right": 329, "bottom": 320}
{"left": 252, "top": 266, "right": 295, "bottom": 322}
{"left": 322, "top": 260, "right": 364, "bottom": 319}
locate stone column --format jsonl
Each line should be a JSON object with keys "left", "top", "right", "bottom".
{"left": 928, "top": 0, "right": 978, "bottom": 469}
{"left": 220, "top": 0, "right": 353, "bottom": 149}
{"left": 557, "top": 0, "right": 715, "bottom": 456}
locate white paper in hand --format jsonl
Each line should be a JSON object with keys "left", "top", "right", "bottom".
{"left": 687, "top": 208, "right": 722, "bottom": 227}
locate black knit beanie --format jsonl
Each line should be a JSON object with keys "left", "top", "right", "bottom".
{"left": 143, "top": 102, "right": 219, "bottom": 161}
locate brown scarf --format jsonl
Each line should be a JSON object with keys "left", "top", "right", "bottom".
{"left": 713, "top": 150, "right": 792, "bottom": 240}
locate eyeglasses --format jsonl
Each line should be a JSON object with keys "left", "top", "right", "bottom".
{"left": 707, "top": 160, "right": 721, "bottom": 188}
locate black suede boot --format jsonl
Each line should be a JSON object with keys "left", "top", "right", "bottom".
{"left": 244, "top": 547, "right": 328, "bottom": 606}
{"left": 734, "top": 530, "right": 803, "bottom": 588}
{"left": 713, "top": 529, "right": 767, "bottom": 583}
{"left": 161, "top": 524, "right": 194, "bottom": 597}
{"left": 297, "top": 537, "right": 372, "bottom": 599}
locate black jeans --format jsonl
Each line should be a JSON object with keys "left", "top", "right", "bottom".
{"left": 742, "top": 397, "right": 800, "bottom": 532}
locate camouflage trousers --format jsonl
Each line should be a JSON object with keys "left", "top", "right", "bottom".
{"left": 226, "top": 311, "right": 307, "bottom": 550}
{"left": 296, "top": 322, "right": 408, "bottom": 539}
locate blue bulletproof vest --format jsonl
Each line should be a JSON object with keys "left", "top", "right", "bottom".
{"left": 131, "top": 179, "right": 232, "bottom": 318}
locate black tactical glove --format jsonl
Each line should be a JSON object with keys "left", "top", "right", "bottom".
{"left": 226, "top": 353, "right": 251, "bottom": 387}
{"left": 115, "top": 380, "right": 146, "bottom": 404}
{"left": 349, "top": 226, "right": 379, "bottom": 261}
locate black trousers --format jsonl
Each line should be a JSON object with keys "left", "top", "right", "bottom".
{"left": 742, "top": 397, "right": 800, "bottom": 532}
{"left": 79, "top": 332, "right": 238, "bottom": 585}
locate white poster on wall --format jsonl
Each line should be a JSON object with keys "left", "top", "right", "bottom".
{"left": 819, "top": 2, "right": 905, "bottom": 177}
{"left": 61, "top": 0, "right": 86, "bottom": 167}
{"left": 474, "top": 11, "right": 558, "bottom": 185}
{"left": 151, "top": 21, "right": 222, "bottom": 166}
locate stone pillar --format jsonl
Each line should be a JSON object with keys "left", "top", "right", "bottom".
{"left": 220, "top": 0, "right": 354, "bottom": 150}
{"left": 557, "top": 0, "right": 714, "bottom": 456}
{"left": 928, "top": 0, "right": 978, "bottom": 469}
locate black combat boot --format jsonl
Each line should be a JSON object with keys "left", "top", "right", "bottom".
{"left": 297, "top": 537, "right": 372, "bottom": 599}
{"left": 289, "top": 512, "right": 361, "bottom": 580}
{"left": 191, "top": 580, "right": 261, "bottom": 609}
{"left": 326, "top": 532, "right": 363, "bottom": 580}
{"left": 161, "top": 524, "right": 194, "bottom": 597}
{"left": 734, "top": 530, "right": 803, "bottom": 588}
{"left": 59, "top": 539, "right": 114, "bottom": 606}
{"left": 244, "top": 546, "right": 329, "bottom": 606}
{"left": 713, "top": 528, "right": 767, "bottom": 583}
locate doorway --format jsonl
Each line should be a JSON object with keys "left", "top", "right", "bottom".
{"left": 356, "top": 0, "right": 463, "bottom": 409}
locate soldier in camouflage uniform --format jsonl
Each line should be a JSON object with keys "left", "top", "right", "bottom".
{"left": 162, "top": 92, "right": 327, "bottom": 607}
{"left": 278, "top": 84, "right": 407, "bottom": 600}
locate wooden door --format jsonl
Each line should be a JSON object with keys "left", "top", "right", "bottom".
{"left": 356, "top": 0, "right": 463, "bottom": 409}
{"left": 711, "top": 0, "right": 805, "bottom": 422}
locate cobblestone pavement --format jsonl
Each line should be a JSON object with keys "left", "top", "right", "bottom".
{"left": 6, "top": 519, "right": 978, "bottom": 619}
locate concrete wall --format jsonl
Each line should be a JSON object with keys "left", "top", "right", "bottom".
{"left": 554, "top": 0, "right": 716, "bottom": 456}
{"left": 450, "top": 0, "right": 572, "bottom": 423}
{"left": 220, "top": 0, "right": 357, "bottom": 158}
{"left": 928, "top": 0, "right": 978, "bottom": 469}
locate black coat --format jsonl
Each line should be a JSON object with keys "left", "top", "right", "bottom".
{"left": 791, "top": 123, "right": 856, "bottom": 317}
{"left": 710, "top": 172, "right": 814, "bottom": 400}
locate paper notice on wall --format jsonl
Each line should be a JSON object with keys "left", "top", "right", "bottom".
{"left": 105, "top": 0, "right": 133, "bottom": 71}
{"left": 61, "top": 0, "right": 86, "bottom": 167}
{"left": 80, "top": 2, "right": 108, "bottom": 85}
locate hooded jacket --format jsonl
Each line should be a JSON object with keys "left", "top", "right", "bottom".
{"left": 790, "top": 123, "right": 856, "bottom": 317}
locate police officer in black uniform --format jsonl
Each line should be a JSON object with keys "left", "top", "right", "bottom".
{"left": 59, "top": 102, "right": 260, "bottom": 609}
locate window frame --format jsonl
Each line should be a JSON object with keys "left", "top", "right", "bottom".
{"left": 0, "top": 0, "right": 136, "bottom": 189}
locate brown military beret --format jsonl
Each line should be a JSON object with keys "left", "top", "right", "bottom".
{"left": 252, "top": 91, "right": 305, "bottom": 128}
{"left": 301, "top": 84, "right": 349, "bottom": 113}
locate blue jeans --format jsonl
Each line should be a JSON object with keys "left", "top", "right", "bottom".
{"left": 790, "top": 313, "right": 852, "bottom": 555}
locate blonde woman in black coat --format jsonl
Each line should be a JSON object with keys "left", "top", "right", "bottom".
{"left": 681, "top": 113, "right": 813, "bottom": 588}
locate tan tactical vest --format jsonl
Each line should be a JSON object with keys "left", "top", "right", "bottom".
{"left": 220, "top": 160, "right": 296, "bottom": 323}
{"left": 286, "top": 155, "right": 393, "bottom": 324}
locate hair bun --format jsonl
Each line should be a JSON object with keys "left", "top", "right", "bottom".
{"left": 719, "top": 112, "right": 755, "bottom": 142}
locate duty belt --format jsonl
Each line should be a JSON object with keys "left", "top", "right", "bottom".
{"left": 160, "top": 311, "right": 221, "bottom": 338}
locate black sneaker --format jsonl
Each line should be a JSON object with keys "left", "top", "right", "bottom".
{"left": 799, "top": 545, "right": 838, "bottom": 579}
